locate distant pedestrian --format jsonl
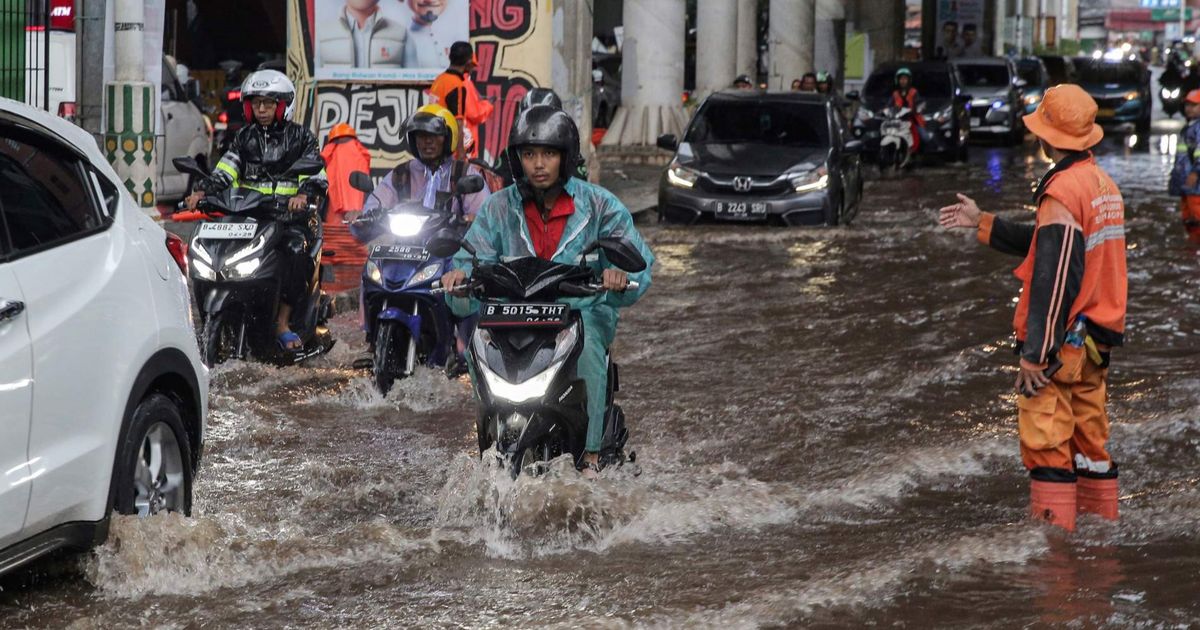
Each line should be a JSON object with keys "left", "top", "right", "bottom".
{"left": 798, "top": 73, "right": 817, "bottom": 92}
{"left": 791, "top": 79, "right": 802, "bottom": 91}
{"left": 938, "top": 85, "right": 1127, "bottom": 532}
{"left": 1169, "top": 89, "right": 1200, "bottom": 244}
{"left": 430, "top": 41, "right": 494, "bottom": 158}
{"left": 733, "top": 74, "right": 754, "bottom": 89}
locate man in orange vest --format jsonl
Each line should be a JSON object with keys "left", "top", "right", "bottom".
{"left": 429, "top": 41, "right": 494, "bottom": 159}
{"left": 938, "top": 84, "right": 1127, "bottom": 532}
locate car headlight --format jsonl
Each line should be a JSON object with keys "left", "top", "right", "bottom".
{"left": 790, "top": 167, "right": 829, "bottom": 193}
{"left": 1124, "top": 90, "right": 1139, "bottom": 101}
{"left": 666, "top": 162, "right": 700, "bottom": 189}
{"left": 1024, "top": 94, "right": 1042, "bottom": 106}
{"left": 932, "top": 106, "right": 954, "bottom": 123}
{"left": 389, "top": 214, "right": 429, "bottom": 237}
{"left": 225, "top": 257, "right": 261, "bottom": 279}
{"left": 366, "top": 260, "right": 383, "bottom": 285}
{"left": 991, "top": 100, "right": 1006, "bottom": 110}
{"left": 856, "top": 107, "right": 874, "bottom": 122}
{"left": 192, "top": 258, "right": 215, "bottom": 280}
{"left": 407, "top": 262, "right": 442, "bottom": 288}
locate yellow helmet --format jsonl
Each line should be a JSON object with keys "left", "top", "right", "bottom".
{"left": 409, "top": 103, "right": 460, "bottom": 158}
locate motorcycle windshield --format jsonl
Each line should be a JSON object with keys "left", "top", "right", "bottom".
{"left": 205, "top": 188, "right": 276, "bottom": 214}
{"left": 478, "top": 257, "right": 593, "bottom": 301}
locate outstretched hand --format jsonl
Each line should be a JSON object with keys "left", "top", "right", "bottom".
{"left": 938, "top": 193, "right": 983, "bottom": 229}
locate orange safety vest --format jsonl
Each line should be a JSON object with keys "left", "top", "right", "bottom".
{"left": 1013, "top": 156, "right": 1127, "bottom": 345}
{"left": 429, "top": 70, "right": 494, "bottom": 158}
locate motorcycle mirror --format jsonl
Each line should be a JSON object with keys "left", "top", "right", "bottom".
{"left": 587, "top": 235, "right": 647, "bottom": 273}
{"left": 286, "top": 157, "right": 326, "bottom": 177}
{"left": 349, "top": 171, "right": 374, "bottom": 194}
{"left": 844, "top": 139, "right": 864, "bottom": 153}
{"left": 456, "top": 173, "right": 485, "bottom": 195}
{"left": 172, "top": 156, "right": 207, "bottom": 179}
{"left": 656, "top": 134, "right": 679, "bottom": 152}
{"left": 845, "top": 90, "right": 860, "bottom": 101}
{"left": 427, "top": 228, "right": 472, "bottom": 258}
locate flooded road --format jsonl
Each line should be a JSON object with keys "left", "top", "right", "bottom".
{"left": 4, "top": 130, "right": 1200, "bottom": 628}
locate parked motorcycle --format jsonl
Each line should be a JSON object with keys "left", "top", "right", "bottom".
{"left": 347, "top": 171, "right": 485, "bottom": 394}
{"left": 878, "top": 105, "right": 916, "bottom": 174}
{"left": 426, "top": 229, "right": 646, "bottom": 478}
{"left": 172, "top": 156, "right": 335, "bottom": 367}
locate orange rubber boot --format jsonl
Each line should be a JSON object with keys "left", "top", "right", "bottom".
{"left": 1076, "top": 476, "right": 1118, "bottom": 520}
{"left": 1030, "top": 480, "right": 1077, "bottom": 531}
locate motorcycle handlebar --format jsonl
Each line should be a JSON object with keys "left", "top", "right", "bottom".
{"left": 429, "top": 278, "right": 639, "bottom": 297}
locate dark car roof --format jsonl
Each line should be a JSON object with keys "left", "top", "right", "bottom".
{"left": 952, "top": 56, "right": 1010, "bottom": 66}
{"left": 708, "top": 90, "right": 832, "bottom": 104}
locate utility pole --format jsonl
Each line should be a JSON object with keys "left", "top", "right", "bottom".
{"left": 75, "top": 0, "right": 106, "bottom": 139}
{"left": 552, "top": 0, "right": 596, "bottom": 180}
{"left": 105, "top": 0, "right": 157, "bottom": 208}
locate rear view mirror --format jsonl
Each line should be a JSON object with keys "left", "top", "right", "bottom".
{"left": 456, "top": 173, "right": 485, "bottom": 195}
{"left": 845, "top": 90, "right": 860, "bottom": 101}
{"left": 586, "top": 235, "right": 647, "bottom": 273}
{"left": 427, "top": 228, "right": 473, "bottom": 258}
{"left": 286, "top": 157, "right": 326, "bottom": 177}
{"left": 172, "top": 156, "right": 207, "bottom": 179}
{"left": 656, "top": 134, "right": 679, "bottom": 152}
{"left": 349, "top": 171, "right": 374, "bottom": 194}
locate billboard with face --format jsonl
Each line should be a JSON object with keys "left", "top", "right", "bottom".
{"left": 312, "top": 0, "right": 469, "bottom": 82}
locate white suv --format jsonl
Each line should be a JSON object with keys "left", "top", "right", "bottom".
{"left": 0, "top": 99, "right": 207, "bottom": 576}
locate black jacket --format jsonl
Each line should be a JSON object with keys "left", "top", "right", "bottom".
{"left": 203, "top": 121, "right": 327, "bottom": 197}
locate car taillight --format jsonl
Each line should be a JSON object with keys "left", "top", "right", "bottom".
{"left": 218, "top": 111, "right": 228, "bottom": 123}
{"left": 226, "top": 89, "right": 241, "bottom": 102}
{"left": 57, "top": 101, "right": 77, "bottom": 122}
{"left": 165, "top": 232, "right": 188, "bottom": 275}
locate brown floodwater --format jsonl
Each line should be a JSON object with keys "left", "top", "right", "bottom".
{"left": 2, "top": 130, "right": 1199, "bottom": 628}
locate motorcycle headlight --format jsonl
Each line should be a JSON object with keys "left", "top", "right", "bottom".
{"left": 225, "top": 257, "right": 261, "bottom": 279}
{"left": 551, "top": 322, "right": 579, "bottom": 364}
{"left": 666, "top": 162, "right": 700, "bottom": 189}
{"left": 192, "top": 258, "right": 215, "bottom": 280}
{"left": 790, "top": 167, "right": 829, "bottom": 193}
{"left": 366, "top": 260, "right": 383, "bottom": 285}
{"left": 932, "top": 106, "right": 954, "bottom": 123}
{"left": 407, "top": 262, "right": 442, "bottom": 288}
{"left": 856, "top": 108, "right": 874, "bottom": 122}
{"left": 1124, "top": 90, "right": 1139, "bottom": 101}
{"left": 479, "top": 357, "right": 565, "bottom": 404}
{"left": 1162, "top": 87, "right": 1171, "bottom": 98}
{"left": 190, "top": 238, "right": 212, "bottom": 264}
{"left": 1024, "top": 94, "right": 1042, "bottom": 106}
{"left": 226, "top": 232, "right": 267, "bottom": 265}
{"left": 389, "top": 214, "right": 429, "bottom": 237}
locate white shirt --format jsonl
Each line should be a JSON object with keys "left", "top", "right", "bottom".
{"left": 345, "top": 7, "right": 380, "bottom": 68}
{"left": 403, "top": 15, "right": 455, "bottom": 69}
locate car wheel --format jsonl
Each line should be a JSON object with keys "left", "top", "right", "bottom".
{"left": 114, "top": 393, "right": 193, "bottom": 516}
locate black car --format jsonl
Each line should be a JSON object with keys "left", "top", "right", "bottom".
{"left": 656, "top": 91, "right": 864, "bottom": 227}
{"left": 850, "top": 61, "right": 971, "bottom": 161}
{"left": 1038, "top": 55, "right": 1078, "bottom": 86}
{"left": 953, "top": 57, "right": 1026, "bottom": 145}
{"left": 1071, "top": 57, "right": 1151, "bottom": 135}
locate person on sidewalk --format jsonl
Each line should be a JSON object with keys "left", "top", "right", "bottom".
{"left": 429, "top": 41, "right": 494, "bottom": 158}
{"left": 1168, "top": 89, "right": 1200, "bottom": 244}
{"left": 938, "top": 84, "right": 1127, "bottom": 531}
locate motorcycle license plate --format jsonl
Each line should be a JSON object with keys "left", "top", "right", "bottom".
{"left": 369, "top": 244, "right": 427, "bottom": 261}
{"left": 1096, "top": 108, "right": 1116, "bottom": 118}
{"left": 714, "top": 201, "right": 768, "bottom": 220}
{"left": 197, "top": 223, "right": 256, "bottom": 240}
{"left": 479, "top": 303, "right": 568, "bottom": 328}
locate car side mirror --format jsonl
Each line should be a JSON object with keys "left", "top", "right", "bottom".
{"left": 584, "top": 234, "right": 647, "bottom": 273}
{"left": 349, "top": 171, "right": 374, "bottom": 194}
{"left": 427, "top": 228, "right": 473, "bottom": 258}
{"left": 456, "top": 173, "right": 485, "bottom": 195}
{"left": 845, "top": 90, "right": 860, "bottom": 101}
{"left": 286, "top": 157, "right": 326, "bottom": 177}
{"left": 172, "top": 156, "right": 207, "bottom": 179}
{"left": 656, "top": 134, "right": 679, "bottom": 152}
{"left": 844, "top": 139, "right": 864, "bottom": 153}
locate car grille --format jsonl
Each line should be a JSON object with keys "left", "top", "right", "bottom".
{"left": 699, "top": 176, "right": 791, "bottom": 196}
{"left": 1093, "top": 96, "right": 1126, "bottom": 110}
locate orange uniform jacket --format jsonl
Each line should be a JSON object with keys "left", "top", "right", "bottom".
{"left": 977, "top": 152, "right": 1127, "bottom": 368}
{"left": 320, "top": 137, "right": 372, "bottom": 216}
{"left": 429, "top": 69, "right": 494, "bottom": 158}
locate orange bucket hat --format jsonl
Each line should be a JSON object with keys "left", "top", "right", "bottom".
{"left": 329, "top": 123, "right": 357, "bottom": 141}
{"left": 1187, "top": 89, "right": 1200, "bottom": 104}
{"left": 1022, "top": 84, "right": 1103, "bottom": 151}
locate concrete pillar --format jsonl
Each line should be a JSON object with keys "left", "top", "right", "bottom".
{"left": 76, "top": 0, "right": 106, "bottom": 138}
{"left": 814, "top": 0, "right": 845, "bottom": 83}
{"left": 105, "top": 0, "right": 156, "bottom": 208}
{"left": 735, "top": 0, "right": 757, "bottom": 79}
{"left": 696, "top": 0, "right": 739, "bottom": 98}
{"left": 552, "top": 0, "right": 597, "bottom": 180}
{"left": 602, "top": 0, "right": 687, "bottom": 147}
{"left": 768, "top": 0, "right": 815, "bottom": 90}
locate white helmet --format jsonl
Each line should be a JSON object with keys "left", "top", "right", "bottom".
{"left": 240, "top": 69, "right": 296, "bottom": 122}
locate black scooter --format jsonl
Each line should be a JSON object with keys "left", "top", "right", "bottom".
{"left": 426, "top": 229, "right": 646, "bottom": 478}
{"left": 172, "top": 156, "right": 335, "bottom": 367}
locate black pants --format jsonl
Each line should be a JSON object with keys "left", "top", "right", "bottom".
{"left": 279, "top": 218, "right": 317, "bottom": 313}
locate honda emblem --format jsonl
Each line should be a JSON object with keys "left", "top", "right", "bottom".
{"left": 733, "top": 176, "right": 753, "bottom": 192}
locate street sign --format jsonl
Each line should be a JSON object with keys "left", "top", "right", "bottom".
{"left": 1151, "top": 8, "right": 1194, "bottom": 20}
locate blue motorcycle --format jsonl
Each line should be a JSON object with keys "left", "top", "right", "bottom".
{"left": 348, "top": 171, "right": 483, "bottom": 394}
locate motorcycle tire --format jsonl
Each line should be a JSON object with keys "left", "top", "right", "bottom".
{"left": 201, "top": 311, "right": 241, "bottom": 367}
{"left": 373, "top": 321, "right": 397, "bottom": 395}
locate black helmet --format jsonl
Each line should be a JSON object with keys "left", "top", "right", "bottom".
{"left": 507, "top": 105, "right": 580, "bottom": 185}
{"left": 406, "top": 110, "right": 455, "bottom": 163}
{"left": 520, "top": 88, "right": 563, "bottom": 112}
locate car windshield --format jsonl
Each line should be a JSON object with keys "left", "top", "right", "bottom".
{"left": 1041, "top": 57, "right": 1071, "bottom": 84}
{"left": 1075, "top": 60, "right": 1142, "bottom": 85}
{"left": 863, "top": 66, "right": 954, "bottom": 100}
{"left": 956, "top": 64, "right": 1010, "bottom": 88}
{"left": 1016, "top": 60, "right": 1045, "bottom": 86}
{"left": 685, "top": 101, "right": 830, "bottom": 147}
